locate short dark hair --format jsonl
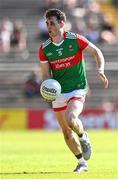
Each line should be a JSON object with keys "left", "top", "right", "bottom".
{"left": 45, "top": 9, "right": 66, "bottom": 23}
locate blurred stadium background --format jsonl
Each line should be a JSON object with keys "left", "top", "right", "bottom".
{"left": 0, "top": 0, "right": 118, "bottom": 179}
{"left": 0, "top": 0, "right": 118, "bottom": 131}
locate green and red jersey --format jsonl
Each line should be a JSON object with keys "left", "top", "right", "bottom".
{"left": 39, "top": 32, "right": 89, "bottom": 93}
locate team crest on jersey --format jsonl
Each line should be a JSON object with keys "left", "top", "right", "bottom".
{"left": 69, "top": 45, "right": 73, "bottom": 51}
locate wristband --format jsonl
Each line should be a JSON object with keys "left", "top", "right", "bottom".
{"left": 97, "top": 67, "right": 104, "bottom": 72}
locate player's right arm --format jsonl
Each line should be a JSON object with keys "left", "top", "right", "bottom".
{"left": 39, "top": 45, "right": 51, "bottom": 80}
{"left": 39, "top": 45, "right": 53, "bottom": 103}
{"left": 40, "top": 62, "right": 50, "bottom": 80}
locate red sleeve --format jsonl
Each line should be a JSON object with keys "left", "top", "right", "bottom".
{"left": 77, "top": 34, "right": 89, "bottom": 50}
{"left": 39, "top": 45, "right": 47, "bottom": 62}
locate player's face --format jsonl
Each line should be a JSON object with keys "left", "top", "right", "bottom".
{"left": 46, "top": 17, "right": 62, "bottom": 38}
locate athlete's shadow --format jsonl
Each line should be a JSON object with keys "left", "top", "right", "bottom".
{"left": 0, "top": 171, "right": 72, "bottom": 175}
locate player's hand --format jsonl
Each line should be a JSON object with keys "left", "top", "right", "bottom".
{"left": 44, "top": 99, "right": 52, "bottom": 103}
{"left": 97, "top": 71, "right": 109, "bottom": 88}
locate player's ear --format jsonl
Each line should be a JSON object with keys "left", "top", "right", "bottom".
{"left": 60, "top": 20, "right": 65, "bottom": 28}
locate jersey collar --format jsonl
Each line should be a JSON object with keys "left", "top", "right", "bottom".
{"left": 50, "top": 31, "right": 67, "bottom": 42}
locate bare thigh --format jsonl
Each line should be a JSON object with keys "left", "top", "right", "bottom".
{"left": 66, "top": 99, "right": 84, "bottom": 119}
{"left": 54, "top": 110, "right": 68, "bottom": 130}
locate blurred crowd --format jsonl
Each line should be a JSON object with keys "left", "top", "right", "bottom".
{"left": 24, "top": 66, "right": 42, "bottom": 98}
{"left": 37, "top": 0, "right": 118, "bottom": 45}
{"left": 0, "top": 18, "right": 27, "bottom": 54}
{"left": 0, "top": 0, "right": 118, "bottom": 55}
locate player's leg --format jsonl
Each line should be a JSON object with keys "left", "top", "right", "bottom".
{"left": 65, "top": 99, "right": 84, "bottom": 136}
{"left": 52, "top": 96, "right": 88, "bottom": 172}
{"left": 54, "top": 110, "right": 87, "bottom": 173}
{"left": 54, "top": 110, "right": 83, "bottom": 157}
{"left": 66, "top": 99, "right": 92, "bottom": 161}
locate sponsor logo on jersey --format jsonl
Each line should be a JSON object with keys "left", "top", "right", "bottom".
{"left": 50, "top": 55, "right": 75, "bottom": 70}
{"left": 50, "top": 56, "right": 74, "bottom": 64}
{"left": 49, "top": 51, "right": 82, "bottom": 70}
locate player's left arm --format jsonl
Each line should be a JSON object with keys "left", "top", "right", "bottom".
{"left": 84, "top": 42, "right": 109, "bottom": 88}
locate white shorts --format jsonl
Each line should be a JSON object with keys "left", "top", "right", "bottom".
{"left": 52, "top": 89, "right": 87, "bottom": 112}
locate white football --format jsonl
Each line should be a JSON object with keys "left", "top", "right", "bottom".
{"left": 40, "top": 79, "right": 61, "bottom": 101}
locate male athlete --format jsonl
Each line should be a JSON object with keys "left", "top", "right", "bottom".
{"left": 39, "top": 9, "right": 108, "bottom": 173}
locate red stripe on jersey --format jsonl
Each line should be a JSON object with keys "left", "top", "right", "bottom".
{"left": 49, "top": 51, "right": 82, "bottom": 70}
{"left": 39, "top": 45, "right": 47, "bottom": 62}
{"left": 53, "top": 105, "right": 67, "bottom": 112}
{"left": 67, "top": 96, "right": 85, "bottom": 104}
{"left": 77, "top": 34, "right": 89, "bottom": 50}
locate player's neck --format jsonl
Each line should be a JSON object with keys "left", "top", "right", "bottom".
{"left": 52, "top": 36, "right": 63, "bottom": 44}
{"left": 52, "top": 29, "right": 64, "bottom": 44}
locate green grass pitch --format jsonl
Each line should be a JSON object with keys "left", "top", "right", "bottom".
{"left": 0, "top": 130, "right": 118, "bottom": 179}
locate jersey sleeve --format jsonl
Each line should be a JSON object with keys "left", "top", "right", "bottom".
{"left": 77, "top": 34, "right": 89, "bottom": 50}
{"left": 39, "top": 45, "right": 48, "bottom": 63}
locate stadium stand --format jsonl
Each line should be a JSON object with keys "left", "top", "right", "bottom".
{"left": 0, "top": 0, "right": 118, "bottom": 109}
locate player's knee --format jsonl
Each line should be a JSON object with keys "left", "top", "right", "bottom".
{"left": 63, "top": 128, "right": 73, "bottom": 140}
{"left": 66, "top": 112, "right": 77, "bottom": 128}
